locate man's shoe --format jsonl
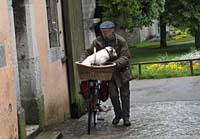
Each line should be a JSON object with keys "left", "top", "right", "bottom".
{"left": 112, "top": 116, "right": 121, "bottom": 125}
{"left": 123, "top": 118, "right": 131, "bottom": 126}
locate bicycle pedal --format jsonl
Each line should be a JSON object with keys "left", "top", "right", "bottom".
{"left": 97, "top": 118, "right": 104, "bottom": 121}
{"left": 97, "top": 117, "right": 104, "bottom": 121}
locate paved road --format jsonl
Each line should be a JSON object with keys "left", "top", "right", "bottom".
{"left": 169, "top": 40, "right": 194, "bottom": 46}
{"left": 49, "top": 76, "right": 200, "bottom": 139}
{"left": 131, "top": 76, "right": 200, "bottom": 103}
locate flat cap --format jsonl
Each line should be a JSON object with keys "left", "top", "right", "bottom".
{"left": 100, "top": 21, "right": 115, "bottom": 29}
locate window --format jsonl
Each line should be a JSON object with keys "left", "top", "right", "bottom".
{"left": 46, "top": 0, "right": 60, "bottom": 48}
{"left": 0, "top": 43, "right": 6, "bottom": 68}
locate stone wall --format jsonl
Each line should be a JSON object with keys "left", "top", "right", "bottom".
{"left": 127, "top": 20, "right": 160, "bottom": 43}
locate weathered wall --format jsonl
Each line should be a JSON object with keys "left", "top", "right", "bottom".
{"left": 0, "top": 0, "right": 18, "bottom": 138}
{"left": 33, "top": 0, "right": 70, "bottom": 125}
{"left": 13, "top": 0, "right": 44, "bottom": 126}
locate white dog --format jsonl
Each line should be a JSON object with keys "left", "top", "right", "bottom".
{"left": 82, "top": 46, "right": 117, "bottom": 66}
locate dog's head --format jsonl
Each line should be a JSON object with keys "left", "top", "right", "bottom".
{"left": 105, "top": 46, "right": 117, "bottom": 58}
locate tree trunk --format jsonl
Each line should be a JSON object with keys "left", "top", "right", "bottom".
{"left": 159, "top": 15, "right": 167, "bottom": 48}
{"left": 194, "top": 30, "right": 200, "bottom": 50}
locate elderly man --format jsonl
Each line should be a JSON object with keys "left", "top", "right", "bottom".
{"left": 83, "top": 21, "right": 133, "bottom": 126}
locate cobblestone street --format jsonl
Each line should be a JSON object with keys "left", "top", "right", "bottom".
{"left": 46, "top": 76, "right": 200, "bottom": 139}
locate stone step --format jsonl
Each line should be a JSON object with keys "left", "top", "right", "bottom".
{"left": 26, "top": 124, "right": 40, "bottom": 139}
{"left": 34, "top": 131, "right": 62, "bottom": 139}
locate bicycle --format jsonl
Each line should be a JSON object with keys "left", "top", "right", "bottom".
{"left": 87, "top": 80, "right": 100, "bottom": 134}
{"left": 75, "top": 61, "right": 116, "bottom": 134}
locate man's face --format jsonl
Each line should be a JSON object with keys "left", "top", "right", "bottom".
{"left": 101, "top": 28, "right": 115, "bottom": 40}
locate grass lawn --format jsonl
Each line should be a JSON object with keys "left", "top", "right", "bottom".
{"left": 131, "top": 35, "right": 194, "bottom": 48}
{"left": 130, "top": 42, "right": 195, "bottom": 63}
{"left": 128, "top": 36, "right": 198, "bottom": 79}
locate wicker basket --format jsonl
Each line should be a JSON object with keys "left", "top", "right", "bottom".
{"left": 75, "top": 61, "right": 116, "bottom": 80}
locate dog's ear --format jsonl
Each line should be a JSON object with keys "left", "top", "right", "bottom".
{"left": 110, "top": 48, "right": 113, "bottom": 53}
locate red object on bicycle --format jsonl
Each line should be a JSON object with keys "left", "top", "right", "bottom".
{"left": 98, "top": 81, "right": 109, "bottom": 102}
{"left": 80, "top": 81, "right": 90, "bottom": 99}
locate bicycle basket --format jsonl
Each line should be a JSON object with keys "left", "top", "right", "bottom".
{"left": 75, "top": 61, "right": 116, "bottom": 80}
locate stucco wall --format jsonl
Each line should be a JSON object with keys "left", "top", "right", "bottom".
{"left": 0, "top": 0, "right": 18, "bottom": 138}
{"left": 33, "top": 0, "right": 70, "bottom": 125}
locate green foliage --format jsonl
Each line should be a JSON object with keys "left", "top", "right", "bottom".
{"left": 157, "top": 52, "right": 169, "bottom": 61}
{"left": 160, "top": 0, "right": 200, "bottom": 49}
{"left": 97, "top": 0, "right": 165, "bottom": 31}
{"left": 136, "top": 0, "right": 165, "bottom": 26}
{"left": 97, "top": 0, "right": 139, "bottom": 30}
{"left": 163, "top": 0, "right": 200, "bottom": 34}
{"left": 169, "top": 26, "right": 190, "bottom": 35}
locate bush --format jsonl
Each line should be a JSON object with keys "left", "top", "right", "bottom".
{"left": 169, "top": 26, "right": 190, "bottom": 39}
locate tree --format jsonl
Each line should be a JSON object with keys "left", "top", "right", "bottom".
{"left": 161, "top": 0, "right": 200, "bottom": 50}
{"left": 97, "top": 0, "right": 165, "bottom": 31}
{"left": 159, "top": 0, "right": 170, "bottom": 48}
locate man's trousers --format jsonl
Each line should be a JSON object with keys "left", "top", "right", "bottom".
{"left": 108, "top": 81, "right": 130, "bottom": 118}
